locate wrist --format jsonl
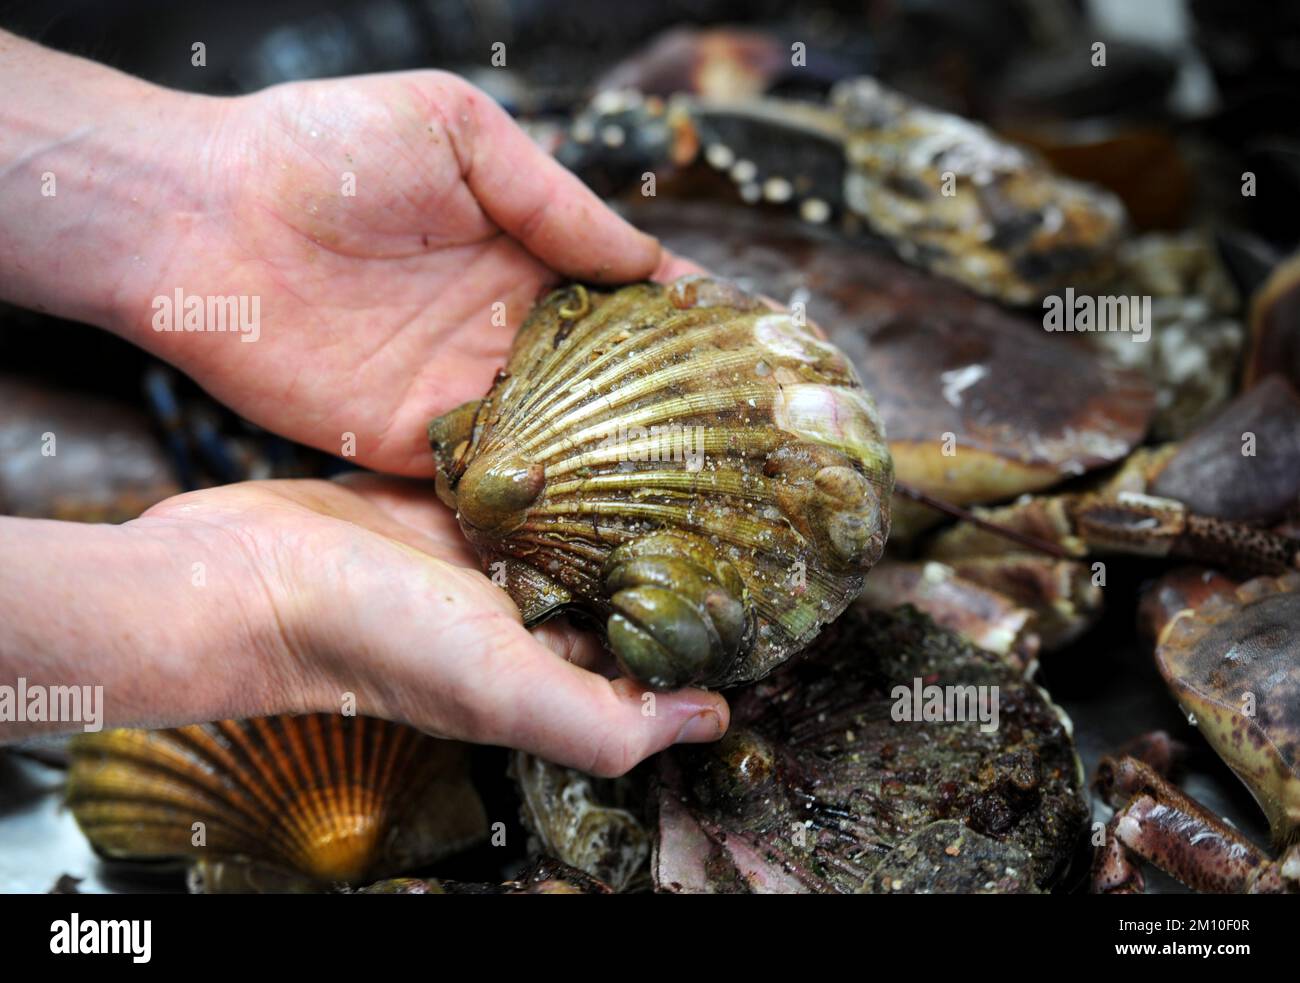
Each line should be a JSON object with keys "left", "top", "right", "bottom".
{"left": 0, "top": 31, "right": 230, "bottom": 333}
{"left": 122, "top": 507, "right": 332, "bottom": 722}
{"left": 0, "top": 510, "right": 321, "bottom": 740}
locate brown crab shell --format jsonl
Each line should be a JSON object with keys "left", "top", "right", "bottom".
{"left": 0, "top": 376, "right": 179, "bottom": 522}
{"left": 1155, "top": 573, "right": 1300, "bottom": 846}
{"left": 1243, "top": 251, "right": 1300, "bottom": 392}
{"left": 1138, "top": 567, "right": 1240, "bottom": 642}
{"left": 859, "top": 560, "right": 1040, "bottom": 670}
{"left": 429, "top": 277, "right": 893, "bottom": 689}
{"left": 619, "top": 200, "right": 1155, "bottom": 512}
{"left": 1149, "top": 375, "right": 1300, "bottom": 524}
{"left": 66, "top": 714, "right": 487, "bottom": 892}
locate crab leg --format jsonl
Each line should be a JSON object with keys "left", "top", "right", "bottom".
{"left": 1091, "top": 755, "right": 1278, "bottom": 894}
{"left": 1072, "top": 493, "right": 1300, "bottom": 576}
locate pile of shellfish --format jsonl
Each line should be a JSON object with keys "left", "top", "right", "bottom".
{"left": 9, "top": 7, "right": 1300, "bottom": 895}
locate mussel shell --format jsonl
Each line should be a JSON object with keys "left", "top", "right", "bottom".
{"left": 66, "top": 714, "right": 487, "bottom": 891}
{"left": 430, "top": 277, "right": 893, "bottom": 689}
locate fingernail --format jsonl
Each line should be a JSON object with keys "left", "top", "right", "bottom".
{"left": 674, "top": 709, "right": 723, "bottom": 744}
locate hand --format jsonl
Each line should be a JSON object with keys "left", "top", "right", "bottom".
{"left": 135, "top": 73, "right": 683, "bottom": 476}
{"left": 0, "top": 37, "right": 725, "bottom": 771}
{"left": 0, "top": 37, "right": 681, "bottom": 476}
{"left": 129, "top": 475, "right": 729, "bottom": 775}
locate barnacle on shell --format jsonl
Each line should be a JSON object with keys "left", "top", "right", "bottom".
{"left": 653, "top": 606, "right": 1089, "bottom": 893}
{"left": 429, "top": 276, "right": 893, "bottom": 689}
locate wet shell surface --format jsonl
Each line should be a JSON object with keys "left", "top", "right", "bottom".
{"left": 859, "top": 560, "right": 1040, "bottom": 671}
{"left": 619, "top": 200, "right": 1154, "bottom": 511}
{"left": 653, "top": 606, "right": 1088, "bottom": 893}
{"left": 512, "top": 752, "right": 649, "bottom": 892}
{"left": 429, "top": 276, "right": 893, "bottom": 689}
{"left": 833, "top": 77, "right": 1128, "bottom": 305}
{"left": 1155, "top": 573, "right": 1300, "bottom": 845}
{"left": 66, "top": 714, "right": 487, "bottom": 892}
{"left": 859, "top": 820, "right": 1040, "bottom": 894}
{"left": 359, "top": 858, "right": 614, "bottom": 895}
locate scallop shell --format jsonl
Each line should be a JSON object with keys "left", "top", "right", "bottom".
{"left": 66, "top": 714, "right": 487, "bottom": 892}
{"left": 429, "top": 276, "right": 893, "bottom": 689}
{"left": 653, "top": 606, "right": 1088, "bottom": 893}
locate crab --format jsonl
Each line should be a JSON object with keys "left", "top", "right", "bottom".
{"left": 1092, "top": 573, "right": 1300, "bottom": 893}
{"left": 618, "top": 199, "right": 1154, "bottom": 515}
{"left": 914, "top": 373, "right": 1300, "bottom": 643}
{"left": 618, "top": 200, "right": 1279, "bottom": 652}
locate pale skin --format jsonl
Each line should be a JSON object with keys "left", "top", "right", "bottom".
{"left": 0, "top": 31, "right": 728, "bottom": 775}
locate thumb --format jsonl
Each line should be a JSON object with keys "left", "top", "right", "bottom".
{"left": 436, "top": 617, "right": 729, "bottom": 778}
{"left": 442, "top": 75, "right": 663, "bottom": 283}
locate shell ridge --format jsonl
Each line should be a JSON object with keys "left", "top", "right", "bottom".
{"left": 430, "top": 277, "right": 893, "bottom": 689}
{"left": 70, "top": 729, "right": 302, "bottom": 863}
{"left": 247, "top": 716, "right": 327, "bottom": 871}
{"left": 169, "top": 724, "right": 287, "bottom": 828}
{"left": 498, "top": 315, "right": 737, "bottom": 450}
{"left": 527, "top": 384, "right": 775, "bottom": 467}
{"left": 501, "top": 285, "right": 655, "bottom": 427}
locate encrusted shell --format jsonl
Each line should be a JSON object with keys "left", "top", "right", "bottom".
{"left": 66, "top": 714, "right": 487, "bottom": 892}
{"left": 653, "top": 606, "right": 1088, "bottom": 893}
{"left": 429, "top": 276, "right": 893, "bottom": 689}
{"left": 834, "top": 77, "right": 1127, "bottom": 305}
{"left": 359, "top": 858, "right": 613, "bottom": 895}
{"left": 512, "top": 752, "right": 649, "bottom": 892}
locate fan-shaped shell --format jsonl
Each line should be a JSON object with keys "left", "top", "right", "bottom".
{"left": 66, "top": 714, "right": 487, "bottom": 892}
{"left": 653, "top": 606, "right": 1088, "bottom": 893}
{"left": 430, "top": 276, "right": 893, "bottom": 689}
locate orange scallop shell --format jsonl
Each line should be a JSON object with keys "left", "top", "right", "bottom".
{"left": 67, "top": 714, "right": 486, "bottom": 890}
